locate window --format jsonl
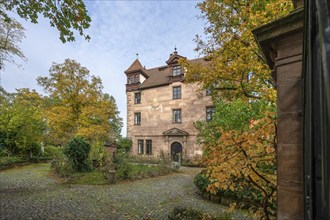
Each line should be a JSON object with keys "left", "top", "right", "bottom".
{"left": 173, "top": 86, "right": 181, "bottom": 99}
{"left": 206, "top": 88, "right": 212, "bottom": 96}
{"left": 134, "top": 112, "right": 141, "bottom": 125}
{"left": 206, "top": 107, "right": 215, "bottom": 121}
{"left": 128, "top": 76, "right": 132, "bottom": 84}
{"left": 173, "top": 109, "right": 182, "bottom": 123}
{"left": 138, "top": 140, "right": 144, "bottom": 155}
{"left": 134, "top": 92, "right": 141, "bottom": 104}
{"left": 172, "top": 66, "right": 181, "bottom": 76}
{"left": 146, "top": 140, "right": 152, "bottom": 155}
{"left": 134, "top": 74, "right": 139, "bottom": 83}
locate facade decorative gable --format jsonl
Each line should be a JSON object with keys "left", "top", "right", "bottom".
{"left": 163, "top": 128, "right": 189, "bottom": 136}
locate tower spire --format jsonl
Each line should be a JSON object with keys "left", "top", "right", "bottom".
{"left": 174, "top": 45, "right": 178, "bottom": 55}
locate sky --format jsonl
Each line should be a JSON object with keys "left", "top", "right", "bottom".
{"left": 1, "top": 0, "right": 206, "bottom": 136}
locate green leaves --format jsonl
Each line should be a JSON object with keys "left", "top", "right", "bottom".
{"left": 1, "top": 0, "right": 91, "bottom": 43}
{"left": 64, "top": 137, "right": 91, "bottom": 171}
{"left": 0, "top": 88, "right": 45, "bottom": 156}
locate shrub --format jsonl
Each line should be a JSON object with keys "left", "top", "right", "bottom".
{"left": 113, "top": 152, "right": 132, "bottom": 180}
{"left": 194, "top": 171, "right": 211, "bottom": 192}
{"left": 168, "top": 207, "right": 211, "bottom": 220}
{"left": 89, "top": 141, "right": 110, "bottom": 168}
{"left": 181, "top": 156, "right": 204, "bottom": 167}
{"left": 159, "top": 150, "right": 171, "bottom": 166}
{"left": 116, "top": 137, "right": 132, "bottom": 153}
{"left": 171, "top": 161, "right": 181, "bottom": 170}
{"left": 0, "top": 156, "right": 26, "bottom": 167}
{"left": 51, "top": 158, "right": 75, "bottom": 177}
{"left": 43, "top": 146, "right": 64, "bottom": 159}
{"left": 64, "top": 137, "right": 92, "bottom": 172}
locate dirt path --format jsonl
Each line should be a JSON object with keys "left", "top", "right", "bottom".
{"left": 0, "top": 163, "right": 231, "bottom": 219}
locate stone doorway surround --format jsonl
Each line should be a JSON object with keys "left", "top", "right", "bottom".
{"left": 163, "top": 128, "right": 189, "bottom": 158}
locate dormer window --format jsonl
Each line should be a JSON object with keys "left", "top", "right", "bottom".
{"left": 172, "top": 66, "right": 181, "bottom": 76}
{"left": 134, "top": 74, "right": 139, "bottom": 83}
{"left": 128, "top": 76, "right": 132, "bottom": 84}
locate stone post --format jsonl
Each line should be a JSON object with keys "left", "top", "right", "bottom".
{"left": 253, "top": 6, "right": 304, "bottom": 220}
{"left": 104, "top": 142, "right": 117, "bottom": 184}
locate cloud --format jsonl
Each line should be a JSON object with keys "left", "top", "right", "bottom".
{"left": 1, "top": 1, "right": 205, "bottom": 136}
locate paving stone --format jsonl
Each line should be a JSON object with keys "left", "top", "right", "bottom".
{"left": 0, "top": 164, "right": 232, "bottom": 219}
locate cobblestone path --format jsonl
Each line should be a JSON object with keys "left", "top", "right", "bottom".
{"left": 0, "top": 164, "right": 228, "bottom": 220}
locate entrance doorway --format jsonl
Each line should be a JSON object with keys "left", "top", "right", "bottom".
{"left": 171, "top": 142, "right": 182, "bottom": 162}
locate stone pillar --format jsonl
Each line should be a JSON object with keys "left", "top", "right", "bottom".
{"left": 183, "top": 136, "right": 187, "bottom": 157}
{"left": 165, "top": 135, "right": 169, "bottom": 156}
{"left": 253, "top": 6, "right": 304, "bottom": 220}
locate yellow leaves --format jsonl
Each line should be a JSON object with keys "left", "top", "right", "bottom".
{"left": 228, "top": 202, "right": 237, "bottom": 212}
{"left": 40, "top": 59, "right": 121, "bottom": 145}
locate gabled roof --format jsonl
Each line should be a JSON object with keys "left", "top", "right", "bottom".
{"left": 163, "top": 128, "right": 189, "bottom": 136}
{"left": 124, "top": 59, "right": 149, "bottom": 78}
{"left": 139, "top": 57, "right": 208, "bottom": 90}
{"left": 166, "top": 51, "right": 186, "bottom": 65}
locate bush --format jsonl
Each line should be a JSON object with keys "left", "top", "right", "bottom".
{"left": 113, "top": 152, "right": 132, "bottom": 180}
{"left": 64, "top": 137, "right": 92, "bottom": 172}
{"left": 89, "top": 141, "right": 110, "bottom": 168}
{"left": 181, "top": 156, "right": 204, "bottom": 167}
{"left": 116, "top": 137, "right": 132, "bottom": 153}
{"left": 194, "top": 171, "right": 211, "bottom": 192}
{"left": 168, "top": 207, "right": 212, "bottom": 220}
{"left": 171, "top": 161, "right": 181, "bottom": 170}
{"left": 0, "top": 156, "right": 26, "bottom": 167}
{"left": 51, "top": 158, "right": 75, "bottom": 177}
{"left": 43, "top": 146, "right": 64, "bottom": 159}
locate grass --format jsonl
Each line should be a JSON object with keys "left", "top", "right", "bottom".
{"left": 0, "top": 156, "right": 27, "bottom": 169}
{"left": 55, "top": 163, "right": 174, "bottom": 185}
{"left": 66, "top": 170, "right": 107, "bottom": 185}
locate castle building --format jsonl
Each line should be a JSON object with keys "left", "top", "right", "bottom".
{"left": 125, "top": 49, "right": 213, "bottom": 160}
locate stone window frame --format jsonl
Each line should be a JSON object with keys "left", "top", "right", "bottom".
{"left": 134, "top": 92, "right": 141, "bottom": 104}
{"left": 146, "top": 139, "right": 152, "bottom": 155}
{"left": 172, "top": 109, "right": 182, "bottom": 123}
{"left": 138, "top": 139, "right": 144, "bottom": 155}
{"left": 173, "top": 86, "right": 181, "bottom": 99}
{"left": 172, "top": 65, "right": 181, "bottom": 76}
{"left": 134, "top": 112, "right": 141, "bottom": 125}
{"left": 206, "top": 106, "right": 215, "bottom": 121}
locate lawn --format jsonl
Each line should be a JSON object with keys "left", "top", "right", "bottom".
{"left": 58, "top": 163, "right": 174, "bottom": 185}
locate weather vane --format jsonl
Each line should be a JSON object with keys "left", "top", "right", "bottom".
{"left": 136, "top": 53, "right": 139, "bottom": 59}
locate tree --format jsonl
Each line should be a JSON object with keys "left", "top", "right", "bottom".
{"left": 38, "top": 59, "right": 122, "bottom": 146}
{"left": 0, "top": 88, "right": 45, "bottom": 156}
{"left": 0, "top": 0, "right": 91, "bottom": 43}
{"left": 0, "top": 18, "right": 26, "bottom": 69}
{"left": 181, "top": 0, "right": 293, "bottom": 103}
{"left": 195, "top": 99, "right": 277, "bottom": 218}
{"left": 182, "top": 0, "right": 293, "bottom": 218}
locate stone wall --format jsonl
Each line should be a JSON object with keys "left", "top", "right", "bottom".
{"left": 126, "top": 82, "right": 212, "bottom": 158}
{"left": 253, "top": 6, "right": 304, "bottom": 220}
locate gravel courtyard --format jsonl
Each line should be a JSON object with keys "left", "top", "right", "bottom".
{"left": 0, "top": 163, "right": 229, "bottom": 219}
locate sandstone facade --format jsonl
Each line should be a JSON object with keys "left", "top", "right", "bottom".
{"left": 125, "top": 51, "right": 212, "bottom": 159}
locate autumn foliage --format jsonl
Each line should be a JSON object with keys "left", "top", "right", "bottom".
{"left": 38, "top": 59, "right": 122, "bottom": 146}
{"left": 183, "top": 0, "right": 293, "bottom": 219}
